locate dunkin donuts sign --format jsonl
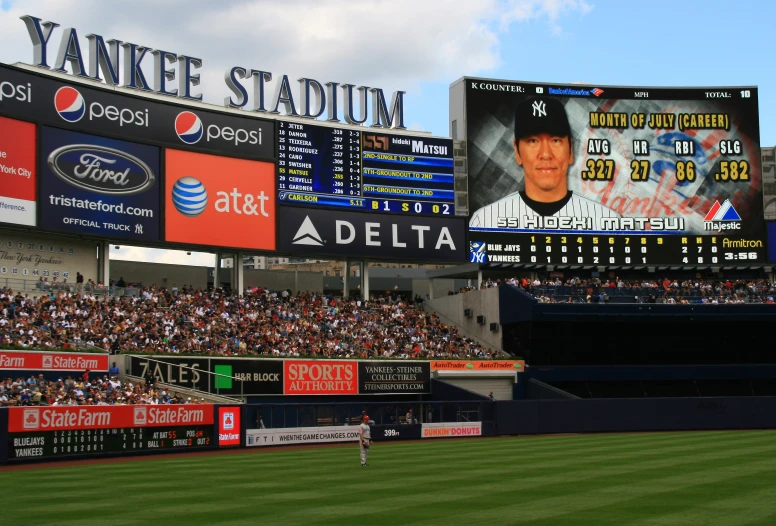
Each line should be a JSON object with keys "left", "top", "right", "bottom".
{"left": 283, "top": 360, "right": 358, "bottom": 395}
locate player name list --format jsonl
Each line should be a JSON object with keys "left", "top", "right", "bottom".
{"left": 277, "top": 121, "right": 361, "bottom": 197}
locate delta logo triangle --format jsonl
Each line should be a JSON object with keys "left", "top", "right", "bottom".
{"left": 292, "top": 216, "right": 324, "bottom": 246}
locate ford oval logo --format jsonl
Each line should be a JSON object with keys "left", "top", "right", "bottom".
{"left": 47, "top": 144, "right": 155, "bottom": 195}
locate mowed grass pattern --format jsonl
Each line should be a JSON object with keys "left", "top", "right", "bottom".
{"left": 3, "top": 431, "right": 776, "bottom": 525}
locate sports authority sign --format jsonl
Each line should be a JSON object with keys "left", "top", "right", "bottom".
{"left": 0, "top": 351, "right": 109, "bottom": 372}
{"left": 283, "top": 360, "right": 358, "bottom": 395}
{"left": 8, "top": 404, "right": 213, "bottom": 432}
{"left": 246, "top": 426, "right": 361, "bottom": 447}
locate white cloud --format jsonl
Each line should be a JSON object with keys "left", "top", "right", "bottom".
{"left": 0, "top": 0, "right": 592, "bottom": 268}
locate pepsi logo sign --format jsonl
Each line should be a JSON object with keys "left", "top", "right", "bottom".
{"left": 54, "top": 86, "right": 85, "bottom": 123}
{"left": 175, "top": 111, "right": 203, "bottom": 144}
{"left": 47, "top": 144, "right": 156, "bottom": 195}
{"left": 175, "top": 110, "right": 261, "bottom": 146}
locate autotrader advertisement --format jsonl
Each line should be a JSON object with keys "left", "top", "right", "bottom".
{"left": 39, "top": 126, "right": 161, "bottom": 241}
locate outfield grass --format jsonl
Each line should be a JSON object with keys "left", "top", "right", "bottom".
{"left": 3, "top": 430, "right": 776, "bottom": 525}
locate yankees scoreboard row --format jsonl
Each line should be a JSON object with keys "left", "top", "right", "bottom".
{"left": 277, "top": 121, "right": 456, "bottom": 216}
{"left": 457, "top": 77, "right": 768, "bottom": 266}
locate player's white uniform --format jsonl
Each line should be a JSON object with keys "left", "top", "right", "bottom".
{"left": 359, "top": 422, "right": 371, "bottom": 466}
{"left": 469, "top": 191, "right": 620, "bottom": 230}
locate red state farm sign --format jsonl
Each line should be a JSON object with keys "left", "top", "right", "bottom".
{"left": 218, "top": 406, "right": 241, "bottom": 447}
{"left": 8, "top": 405, "right": 214, "bottom": 432}
{"left": 284, "top": 360, "right": 358, "bottom": 395}
{"left": 0, "top": 351, "right": 109, "bottom": 371}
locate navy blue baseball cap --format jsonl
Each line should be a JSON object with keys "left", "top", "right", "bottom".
{"left": 514, "top": 97, "right": 571, "bottom": 140}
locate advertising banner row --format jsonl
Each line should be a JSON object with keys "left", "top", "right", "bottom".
{"left": 245, "top": 422, "right": 482, "bottom": 447}
{"left": 0, "top": 350, "right": 109, "bottom": 372}
{"left": 127, "top": 355, "right": 432, "bottom": 396}
{"left": 0, "top": 63, "right": 466, "bottom": 262}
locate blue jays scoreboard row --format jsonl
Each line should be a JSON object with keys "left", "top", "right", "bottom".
{"left": 456, "top": 78, "right": 767, "bottom": 266}
{"left": 277, "top": 121, "right": 456, "bottom": 216}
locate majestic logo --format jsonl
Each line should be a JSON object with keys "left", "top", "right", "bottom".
{"left": 47, "top": 144, "right": 156, "bottom": 195}
{"left": 470, "top": 241, "right": 487, "bottom": 263}
{"left": 704, "top": 199, "right": 742, "bottom": 231}
{"left": 172, "top": 177, "right": 208, "bottom": 216}
{"left": 292, "top": 216, "right": 324, "bottom": 246}
{"left": 175, "top": 111, "right": 203, "bottom": 144}
{"left": 532, "top": 100, "right": 546, "bottom": 117}
{"left": 133, "top": 407, "right": 147, "bottom": 426}
{"left": 42, "top": 355, "right": 52, "bottom": 368}
{"left": 592, "top": 88, "right": 605, "bottom": 97}
{"left": 222, "top": 411, "right": 235, "bottom": 430}
{"left": 54, "top": 86, "right": 85, "bottom": 122}
{"left": 704, "top": 200, "right": 741, "bottom": 221}
{"left": 23, "top": 409, "right": 39, "bottom": 430}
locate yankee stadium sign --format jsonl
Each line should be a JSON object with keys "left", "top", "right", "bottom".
{"left": 19, "top": 15, "right": 406, "bottom": 129}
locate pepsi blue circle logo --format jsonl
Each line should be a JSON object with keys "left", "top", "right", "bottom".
{"left": 175, "top": 111, "right": 203, "bottom": 144}
{"left": 54, "top": 86, "right": 85, "bottom": 123}
{"left": 172, "top": 177, "right": 208, "bottom": 216}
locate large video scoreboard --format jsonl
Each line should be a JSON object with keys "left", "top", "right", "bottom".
{"left": 460, "top": 79, "right": 765, "bottom": 266}
{"left": 277, "top": 123, "right": 456, "bottom": 216}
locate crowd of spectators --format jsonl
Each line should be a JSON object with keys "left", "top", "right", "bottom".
{"left": 471, "top": 276, "right": 776, "bottom": 304}
{"left": 0, "top": 370, "right": 204, "bottom": 407}
{"left": 0, "top": 286, "right": 494, "bottom": 359}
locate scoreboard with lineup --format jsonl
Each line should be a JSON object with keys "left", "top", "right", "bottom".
{"left": 277, "top": 124, "right": 456, "bottom": 217}
{"left": 461, "top": 79, "right": 766, "bottom": 267}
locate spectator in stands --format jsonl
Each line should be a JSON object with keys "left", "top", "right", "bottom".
{"left": 110, "top": 362, "right": 120, "bottom": 376}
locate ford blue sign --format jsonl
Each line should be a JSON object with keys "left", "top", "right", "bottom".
{"left": 47, "top": 144, "right": 155, "bottom": 195}
{"left": 39, "top": 126, "right": 161, "bottom": 242}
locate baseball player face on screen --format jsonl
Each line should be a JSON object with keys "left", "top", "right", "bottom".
{"left": 469, "top": 97, "right": 620, "bottom": 230}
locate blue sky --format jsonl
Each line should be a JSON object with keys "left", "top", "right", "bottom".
{"left": 411, "top": 0, "right": 775, "bottom": 145}
{"left": 0, "top": 0, "right": 773, "bottom": 265}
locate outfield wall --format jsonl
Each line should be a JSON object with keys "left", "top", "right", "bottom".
{"left": 494, "top": 397, "right": 776, "bottom": 435}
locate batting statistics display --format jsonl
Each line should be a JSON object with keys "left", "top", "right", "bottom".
{"left": 278, "top": 125, "right": 456, "bottom": 216}
{"left": 461, "top": 79, "right": 765, "bottom": 266}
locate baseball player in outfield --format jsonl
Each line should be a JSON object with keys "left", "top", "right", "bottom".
{"left": 469, "top": 96, "right": 620, "bottom": 230}
{"left": 359, "top": 415, "right": 372, "bottom": 467}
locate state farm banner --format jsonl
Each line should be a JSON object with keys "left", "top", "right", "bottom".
{"left": 421, "top": 422, "right": 482, "bottom": 439}
{"left": 283, "top": 360, "right": 358, "bottom": 395}
{"left": 246, "top": 426, "right": 361, "bottom": 447}
{"left": 430, "top": 360, "right": 525, "bottom": 372}
{"left": 8, "top": 404, "right": 213, "bottom": 433}
{"left": 358, "top": 362, "right": 430, "bottom": 394}
{"left": 0, "top": 351, "right": 109, "bottom": 372}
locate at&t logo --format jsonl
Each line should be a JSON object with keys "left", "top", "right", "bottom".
{"left": 171, "top": 176, "right": 270, "bottom": 217}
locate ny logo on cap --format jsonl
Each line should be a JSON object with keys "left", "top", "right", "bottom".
{"left": 532, "top": 100, "right": 546, "bottom": 117}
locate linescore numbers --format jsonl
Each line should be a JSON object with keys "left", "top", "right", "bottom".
{"left": 580, "top": 139, "right": 749, "bottom": 182}
{"left": 481, "top": 234, "right": 757, "bottom": 265}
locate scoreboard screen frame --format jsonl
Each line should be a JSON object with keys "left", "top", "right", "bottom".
{"left": 276, "top": 120, "right": 457, "bottom": 218}
{"left": 461, "top": 78, "right": 766, "bottom": 268}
